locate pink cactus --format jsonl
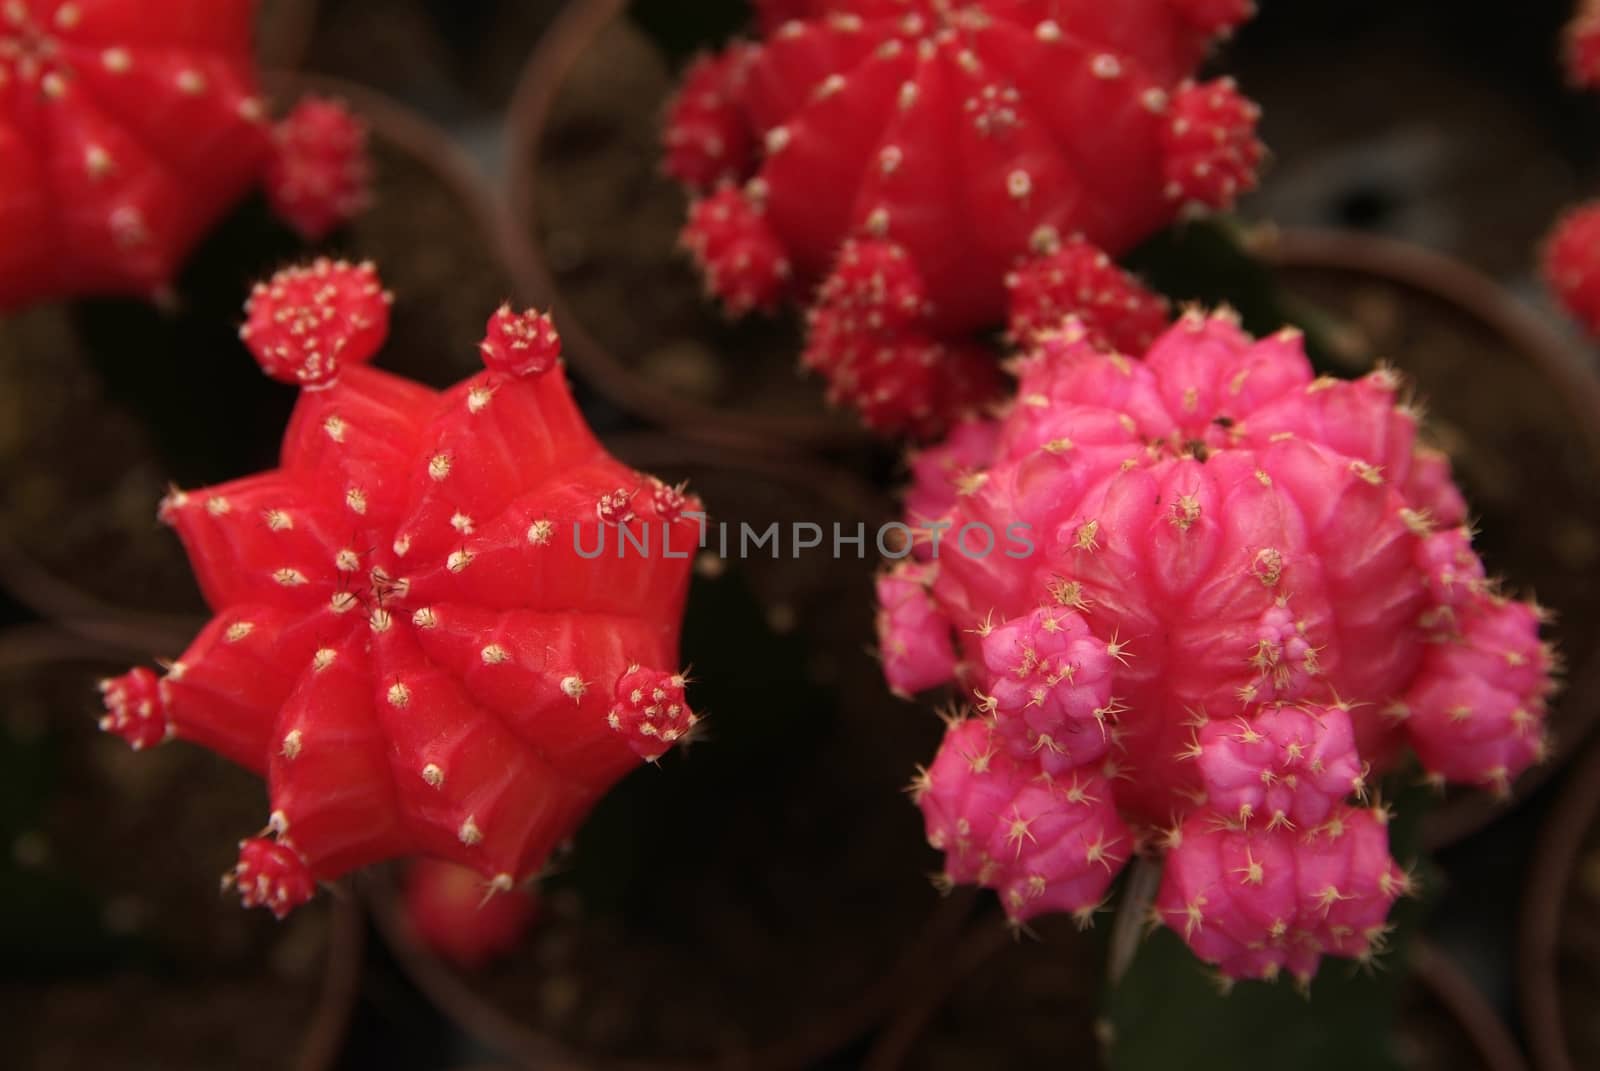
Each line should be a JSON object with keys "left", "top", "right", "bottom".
{"left": 404, "top": 858, "right": 539, "bottom": 970}
{"left": 1542, "top": 201, "right": 1600, "bottom": 338}
{"left": 101, "top": 261, "right": 701, "bottom": 916}
{"left": 1154, "top": 805, "right": 1408, "bottom": 985}
{"left": 913, "top": 718, "right": 1130, "bottom": 927}
{"left": 885, "top": 312, "right": 1556, "bottom": 980}
{"left": 666, "top": 0, "right": 1264, "bottom": 435}
{"left": 264, "top": 96, "right": 371, "bottom": 242}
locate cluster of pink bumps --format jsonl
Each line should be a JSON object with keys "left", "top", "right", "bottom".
{"left": 663, "top": 0, "right": 1264, "bottom": 436}
{"left": 881, "top": 312, "right": 1557, "bottom": 983}
{"left": 100, "top": 259, "right": 700, "bottom": 917}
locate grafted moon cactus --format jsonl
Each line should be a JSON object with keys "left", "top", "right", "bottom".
{"left": 664, "top": 0, "right": 1264, "bottom": 435}
{"left": 100, "top": 259, "right": 700, "bottom": 917}
{"left": 882, "top": 312, "right": 1556, "bottom": 983}
{"left": 1543, "top": 201, "right": 1600, "bottom": 338}
{"left": 0, "top": 0, "right": 370, "bottom": 310}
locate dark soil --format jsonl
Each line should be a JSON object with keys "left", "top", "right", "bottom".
{"left": 0, "top": 648, "right": 338, "bottom": 1071}
{"left": 519, "top": 19, "right": 857, "bottom": 439}
{"left": 380, "top": 457, "right": 955, "bottom": 1066}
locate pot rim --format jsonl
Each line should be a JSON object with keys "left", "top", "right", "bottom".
{"left": 1258, "top": 226, "right": 1600, "bottom": 851}
{"left": 501, "top": 0, "right": 871, "bottom": 455}
{"left": 1518, "top": 740, "right": 1600, "bottom": 1071}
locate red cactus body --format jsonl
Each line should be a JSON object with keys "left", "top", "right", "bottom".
{"left": 0, "top": 0, "right": 273, "bottom": 308}
{"left": 264, "top": 96, "right": 371, "bottom": 242}
{"left": 101, "top": 261, "right": 701, "bottom": 916}
{"left": 404, "top": 858, "right": 539, "bottom": 970}
{"left": 665, "top": 0, "right": 1263, "bottom": 435}
{"left": 1542, "top": 201, "right": 1600, "bottom": 338}
{"left": 882, "top": 313, "right": 1556, "bottom": 981}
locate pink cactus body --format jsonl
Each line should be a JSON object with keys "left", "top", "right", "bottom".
{"left": 101, "top": 261, "right": 701, "bottom": 916}
{"left": 0, "top": 0, "right": 273, "bottom": 308}
{"left": 889, "top": 312, "right": 1557, "bottom": 979}
{"left": 914, "top": 718, "right": 1130, "bottom": 926}
{"left": 1154, "top": 805, "right": 1407, "bottom": 985}
{"left": 404, "top": 858, "right": 539, "bottom": 970}
{"left": 264, "top": 96, "right": 371, "bottom": 242}
{"left": 666, "top": 0, "right": 1264, "bottom": 435}
{"left": 1542, "top": 201, "right": 1600, "bottom": 338}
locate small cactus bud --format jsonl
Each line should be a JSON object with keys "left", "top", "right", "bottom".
{"left": 1565, "top": 1, "right": 1600, "bottom": 89}
{"left": 607, "top": 666, "right": 696, "bottom": 761}
{"left": 1162, "top": 78, "right": 1265, "bottom": 211}
{"left": 228, "top": 838, "right": 316, "bottom": 919}
{"left": 479, "top": 304, "right": 561, "bottom": 377}
{"left": 1542, "top": 201, "right": 1600, "bottom": 338}
{"left": 264, "top": 96, "right": 371, "bottom": 241}
{"left": 98, "top": 667, "right": 171, "bottom": 750}
{"left": 240, "top": 259, "right": 391, "bottom": 387}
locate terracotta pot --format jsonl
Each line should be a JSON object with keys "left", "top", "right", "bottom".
{"left": 0, "top": 74, "right": 523, "bottom": 651}
{"left": 1520, "top": 740, "right": 1600, "bottom": 1071}
{"left": 366, "top": 441, "right": 976, "bottom": 1070}
{"left": 503, "top": 0, "right": 867, "bottom": 454}
{"left": 1257, "top": 228, "right": 1600, "bottom": 850}
{"left": 0, "top": 626, "right": 364, "bottom": 1071}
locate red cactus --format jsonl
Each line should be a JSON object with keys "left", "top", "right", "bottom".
{"left": 238, "top": 258, "right": 392, "bottom": 387}
{"left": 663, "top": 0, "right": 1263, "bottom": 436}
{"left": 1005, "top": 234, "right": 1171, "bottom": 354}
{"left": 103, "top": 262, "right": 701, "bottom": 915}
{"left": 662, "top": 49, "right": 757, "bottom": 192}
{"left": 0, "top": 0, "right": 273, "bottom": 308}
{"left": 264, "top": 96, "right": 371, "bottom": 242}
{"left": 800, "top": 239, "right": 1005, "bottom": 435}
{"left": 1542, "top": 201, "right": 1600, "bottom": 338}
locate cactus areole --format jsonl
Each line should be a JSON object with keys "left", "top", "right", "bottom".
{"left": 665, "top": 0, "right": 1265, "bottom": 436}
{"left": 100, "top": 260, "right": 700, "bottom": 917}
{"left": 0, "top": 0, "right": 274, "bottom": 308}
{"left": 885, "top": 312, "right": 1558, "bottom": 983}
